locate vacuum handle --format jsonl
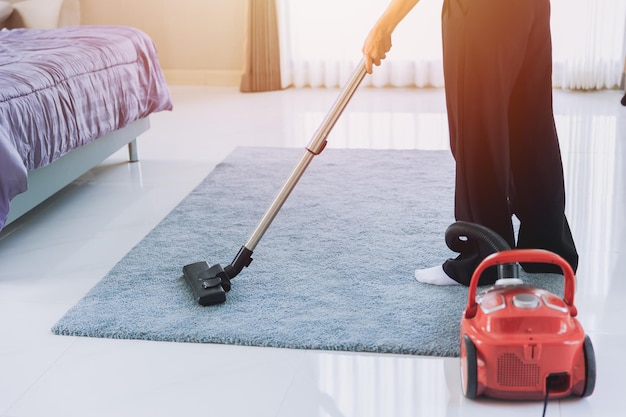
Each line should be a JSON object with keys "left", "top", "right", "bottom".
{"left": 307, "top": 59, "right": 367, "bottom": 154}
{"left": 464, "top": 249, "right": 577, "bottom": 319}
{"left": 244, "top": 59, "right": 368, "bottom": 251}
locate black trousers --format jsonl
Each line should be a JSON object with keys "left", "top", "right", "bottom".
{"left": 440, "top": 0, "right": 578, "bottom": 284}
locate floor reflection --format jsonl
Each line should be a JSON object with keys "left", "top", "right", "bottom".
{"left": 316, "top": 353, "right": 452, "bottom": 417}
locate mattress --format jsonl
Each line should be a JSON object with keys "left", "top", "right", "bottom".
{"left": 0, "top": 25, "right": 173, "bottom": 229}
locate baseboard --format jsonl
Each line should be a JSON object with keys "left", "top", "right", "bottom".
{"left": 163, "top": 69, "right": 243, "bottom": 86}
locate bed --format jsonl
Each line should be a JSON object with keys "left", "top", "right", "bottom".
{"left": 0, "top": 4, "right": 173, "bottom": 231}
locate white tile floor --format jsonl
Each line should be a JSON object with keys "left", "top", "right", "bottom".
{"left": 1, "top": 86, "right": 624, "bottom": 417}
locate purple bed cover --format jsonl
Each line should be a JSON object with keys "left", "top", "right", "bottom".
{"left": 0, "top": 25, "right": 173, "bottom": 230}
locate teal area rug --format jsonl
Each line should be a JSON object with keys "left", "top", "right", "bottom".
{"left": 52, "top": 147, "right": 562, "bottom": 357}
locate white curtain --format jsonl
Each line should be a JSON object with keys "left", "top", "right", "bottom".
{"left": 277, "top": 0, "right": 626, "bottom": 90}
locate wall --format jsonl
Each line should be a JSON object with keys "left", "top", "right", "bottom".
{"left": 80, "top": 0, "right": 248, "bottom": 85}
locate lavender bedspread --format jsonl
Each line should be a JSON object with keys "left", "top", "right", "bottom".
{"left": 0, "top": 25, "right": 173, "bottom": 230}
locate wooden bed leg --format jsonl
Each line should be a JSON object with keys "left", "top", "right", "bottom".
{"left": 128, "top": 139, "right": 139, "bottom": 162}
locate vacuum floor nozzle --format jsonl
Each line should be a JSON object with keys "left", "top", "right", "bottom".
{"left": 182, "top": 262, "right": 228, "bottom": 306}
{"left": 182, "top": 245, "right": 253, "bottom": 305}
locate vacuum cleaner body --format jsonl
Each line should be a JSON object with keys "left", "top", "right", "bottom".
{"left": 460, "top": 249, "right": 596, "bottom": 400}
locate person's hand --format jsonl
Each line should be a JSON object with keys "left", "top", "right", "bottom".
{"left": 362, "top": 25, "right": 392, "bottom": 74}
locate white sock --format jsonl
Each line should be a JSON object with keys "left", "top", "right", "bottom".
{"left": 414, "top": 265, "right": 460, "bottom": 286}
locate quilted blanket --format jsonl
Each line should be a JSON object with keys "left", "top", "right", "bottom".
{"left": 0, "top": 25, "right": 173, "bottom": 230}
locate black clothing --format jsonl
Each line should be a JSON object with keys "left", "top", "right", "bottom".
{"left": 440, "top": 0, "right": 578, "bottom": 284}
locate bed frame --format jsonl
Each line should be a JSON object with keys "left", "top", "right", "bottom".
{"left": 4, "top": 117, "right": 150, "bottom": 227}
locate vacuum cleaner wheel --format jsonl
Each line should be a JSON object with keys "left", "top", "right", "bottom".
{"left": 462, "top": 335, "right": 478, "bottom": 399}
{"left": 581, "top": 335, "right": 597, "bottom": 397}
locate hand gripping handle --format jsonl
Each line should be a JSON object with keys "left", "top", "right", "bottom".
{"left": 464, "top": 249, "right": 577, "bottom": 319}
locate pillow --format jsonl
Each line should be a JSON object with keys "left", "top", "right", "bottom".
{"left": 9, "top": 0, "right": 63, "bottom": 29}
{"left": 0, "top": 1, "right": 13, "bottom": 24}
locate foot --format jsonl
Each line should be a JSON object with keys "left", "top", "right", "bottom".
{"left": 414, "top": 265, "right": 459, "bottom": 286}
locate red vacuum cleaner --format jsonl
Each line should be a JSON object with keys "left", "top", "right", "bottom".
{"left": 460, "top": 249, "right": 596, "bottom": 402}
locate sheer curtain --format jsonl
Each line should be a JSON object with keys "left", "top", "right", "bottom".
{"left": 276, "top": 0, "right": 626, "bottom": 90}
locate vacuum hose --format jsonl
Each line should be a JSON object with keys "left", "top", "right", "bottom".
{"left": 444, "top": 221, "right": 518, "bottom": 286}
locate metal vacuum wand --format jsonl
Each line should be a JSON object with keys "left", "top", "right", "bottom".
{"left": 246, "top": 60, "right": 367, "bottom": 251}
{"left": 183, "top": 59, "right": 368, "bottom": 305}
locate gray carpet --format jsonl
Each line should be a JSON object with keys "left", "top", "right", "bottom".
{"left": 52, "top": 147, "right": 562, "bottom": 357}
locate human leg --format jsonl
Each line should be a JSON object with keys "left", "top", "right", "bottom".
{"left": 438, "top": 0, "right": 536, "bottom": 284}
{"left": 507, "top": 0, "right": 578, "bottom": 273}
